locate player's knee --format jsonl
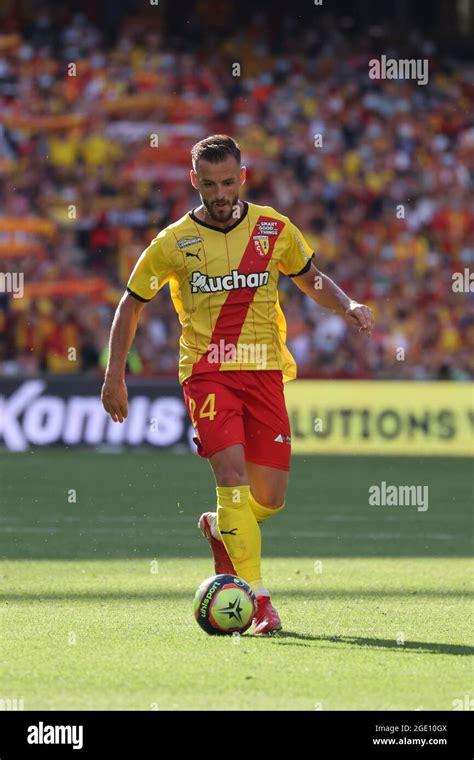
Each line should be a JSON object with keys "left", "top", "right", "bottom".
{"left": 264, "top": 499, "right": 286, "bottom": 510}
{"left": 215, "top": 469, "right": 247, "bottom": 487}
{"left": 212, "top": 457, "right": 247, "bottom": 486}
{"left": 253, "top": 489, "right": 287, "bottom": 509}
{"left": 210, "top": 445, "right": 247, "bottom": 486}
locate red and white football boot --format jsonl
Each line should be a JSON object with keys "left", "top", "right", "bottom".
{"left": 253, "top": 595, "right": 282, "bottom": 635}
{"left": 198, "top": 512, "right": 236, "bottom": 576}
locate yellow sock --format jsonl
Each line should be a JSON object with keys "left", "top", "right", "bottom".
{"left": 248, "top": 492, "right": 285, "bottom": 524}
{"left": 216, "top": 485, "right": 262, "bottom": 586}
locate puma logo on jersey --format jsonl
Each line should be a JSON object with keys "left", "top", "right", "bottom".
{"left": 220, "top": 528, "right": 238, "bottom": 535}
{"left": 190, "top": 269, "right": 269, "bottom": 293}
{"left": 185, "top": 249, "right": 201, "bottom": 260}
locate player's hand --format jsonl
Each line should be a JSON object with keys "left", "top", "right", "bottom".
{"left": 101, "top": 376, "right": 128, "bottom": 423}
{"left": 344, "top": 301, "right": 374, "bottom": 335}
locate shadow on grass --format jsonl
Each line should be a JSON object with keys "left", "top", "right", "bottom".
{"left": 254, "top": 632, "right": 474, "bottom": 656}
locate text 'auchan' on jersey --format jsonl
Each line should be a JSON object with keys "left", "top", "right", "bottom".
{"left": 190, "top": 269, "right": 270, "bottom": 293}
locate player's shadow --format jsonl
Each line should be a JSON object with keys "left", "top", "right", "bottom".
{"left": 262, "top": 632, "right": 473, "bottom": 656}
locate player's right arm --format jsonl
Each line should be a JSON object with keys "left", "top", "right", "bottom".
{"left": 101, "top": 292, "right": 146, "bottom": 423}
{"left": 101, "top": 233, "right": 173, "bottom": 422}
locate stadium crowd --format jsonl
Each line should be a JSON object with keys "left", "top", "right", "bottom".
{"left": 0, "top": 4, "right": 473, "bottom": 380}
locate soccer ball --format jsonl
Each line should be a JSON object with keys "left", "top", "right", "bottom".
{"left": 194, "top": 574, "right": 257, "bottom": 636}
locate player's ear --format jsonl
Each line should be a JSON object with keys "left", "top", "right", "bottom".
{"left": 190, "top": 168, "right": 199, "bottom": 189}
{"left": 240, "top": 165, "right": 247, "bottom": 186}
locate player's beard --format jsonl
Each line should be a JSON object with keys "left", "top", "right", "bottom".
{"left": 202, "top": 194, "right": 239, "bottom": 223}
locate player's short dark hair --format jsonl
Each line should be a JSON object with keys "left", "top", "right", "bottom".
{"left": 191, "top": 135, "right": 241, "bottom": 169}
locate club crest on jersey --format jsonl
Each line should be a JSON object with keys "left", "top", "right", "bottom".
{"left": 253, "top": 235, "right": 269, "bottom": 256}
{"left": 190, "top": 269, "right": 269, "bottom": 293}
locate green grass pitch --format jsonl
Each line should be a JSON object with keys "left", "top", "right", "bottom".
{"left": 0, "top": 449, "right": 472, "bottom": 710}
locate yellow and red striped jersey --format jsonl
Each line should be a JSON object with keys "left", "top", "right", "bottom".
{"left": 126, "top": 201, "right": 314, "bottom": 384}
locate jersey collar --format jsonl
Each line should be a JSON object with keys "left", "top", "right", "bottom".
{"left": 189, "top": 201, "right": 248, "bottom": 233}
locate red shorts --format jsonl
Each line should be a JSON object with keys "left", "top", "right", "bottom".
{"left": 182, "top": 370, "right": 291, "bottom": 471}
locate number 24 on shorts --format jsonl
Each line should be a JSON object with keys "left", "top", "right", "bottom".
{"left": 188, "top": 393, "right": 217, "bottom": 426}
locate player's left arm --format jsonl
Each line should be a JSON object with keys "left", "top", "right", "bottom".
{"left": 290, "top": 262, "right": 374, "bottom": 335}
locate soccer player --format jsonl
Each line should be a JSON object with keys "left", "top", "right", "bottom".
{"left": 101, "top": 135, "right": 374, "bottom": 635}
